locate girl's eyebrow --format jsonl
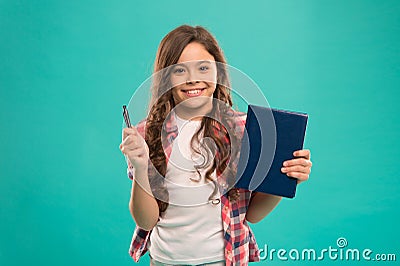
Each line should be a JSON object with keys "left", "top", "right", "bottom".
{"left": 173, "top": 63, "right": 189, "bottom": 68}
{"left": 196, "top": 60, "right": 212, "bottom": 65}
{"left": 173, "top": 60, "right": 212, "bottom": 69}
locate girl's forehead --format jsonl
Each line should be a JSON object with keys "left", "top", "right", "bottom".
{"left": 178, "top": 42, "right": 215, "bottom": 63}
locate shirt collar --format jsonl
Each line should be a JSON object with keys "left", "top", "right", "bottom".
{"left": 163, "top": 110, "right": 178, "bottom": 134}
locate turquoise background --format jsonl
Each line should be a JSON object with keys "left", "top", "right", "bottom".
{"left": 1, "top": 0, "right": 399, "bottom": 265}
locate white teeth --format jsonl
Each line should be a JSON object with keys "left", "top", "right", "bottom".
{"left": 186, "top": 89, "right": 201, "bottom": 95}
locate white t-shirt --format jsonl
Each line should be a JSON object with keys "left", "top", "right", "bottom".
{"left": 149, "top": 114, "right": 225, "bottom": 265}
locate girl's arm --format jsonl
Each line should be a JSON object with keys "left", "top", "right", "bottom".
{"left": 245, "top": 149, "right": 312, "bottom": 224}
{"left": 245, "top": 193, "right": 282, "bottom": 223}
{"left": 120, "top": 126, "right": 159, "bottom": 231}
{"left": 129, "top": 169, "right": 159, "bottom": 231}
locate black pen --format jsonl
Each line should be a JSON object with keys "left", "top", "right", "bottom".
{"left": 122, "top": 105, "right": 132, "bottom": 128}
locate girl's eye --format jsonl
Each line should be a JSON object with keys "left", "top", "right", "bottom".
{"left": 199, "top": 66, "right": 209, "bottom": 71}
{"left": 173, "top": 67, "right": 185, "bottom": 74}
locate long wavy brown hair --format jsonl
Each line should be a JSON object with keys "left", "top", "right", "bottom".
{"left": 145, "top": 25, "right": 241, "bottom": 214}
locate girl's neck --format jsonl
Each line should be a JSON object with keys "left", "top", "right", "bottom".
{"left": 174, "top": 104, "right": 213, "bottom": 121}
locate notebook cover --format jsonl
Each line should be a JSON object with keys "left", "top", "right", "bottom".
{"left": 235, "top": 105, "right": 308, "bottom": 198}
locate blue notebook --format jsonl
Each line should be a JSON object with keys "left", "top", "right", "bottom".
{"left": 235, "top": 105, "right": 308, "bottom": 198}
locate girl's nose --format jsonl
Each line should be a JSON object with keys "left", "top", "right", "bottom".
{"left": 185, "top": 79, "right": 200, "bottom": 85}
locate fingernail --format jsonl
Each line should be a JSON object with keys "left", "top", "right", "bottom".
{"left": 283, "top": 162, "right": 288, "bottom": 166}
{"left": 281, "top": 167, "right": 285, "bottom": 172}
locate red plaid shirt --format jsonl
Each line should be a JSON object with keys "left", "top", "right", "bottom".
{"left": 126, "top": 110, "right": 261, "bottom": 265}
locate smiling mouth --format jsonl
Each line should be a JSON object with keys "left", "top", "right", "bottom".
{"left": 181, "top": 88, "right": 206, "bottom": 97}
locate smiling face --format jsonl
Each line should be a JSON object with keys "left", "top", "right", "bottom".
{"left": 170, "top": 42, "right": 217, "bottom": 120}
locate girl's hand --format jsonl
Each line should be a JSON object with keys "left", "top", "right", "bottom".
{"left": 120, "top": 126, "right": 149, "bottom": 175}
{"left": 281, "top": 149, "right": 312, "bottom": 184}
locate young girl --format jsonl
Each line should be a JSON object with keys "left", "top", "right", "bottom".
{"left": 120, "top": 25, "right": 312, "bottom": 266}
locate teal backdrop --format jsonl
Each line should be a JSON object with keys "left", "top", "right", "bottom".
{"left": 1, "top": 0, "right": 399, "bottom": 265}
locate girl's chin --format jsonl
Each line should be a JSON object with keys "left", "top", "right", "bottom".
{"left": 175, "top": 97, "right": 213, "bottom": 110}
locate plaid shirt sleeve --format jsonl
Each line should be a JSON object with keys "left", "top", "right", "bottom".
{"left": 125, "top": 120, "right": 153, "bottom": 262}
{"left": 219, "top": 111, "right": 261, "bottom": 265}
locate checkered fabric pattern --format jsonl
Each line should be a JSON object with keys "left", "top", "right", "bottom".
{"left": 126, "top": 110, "right": 261, "bottom": 265}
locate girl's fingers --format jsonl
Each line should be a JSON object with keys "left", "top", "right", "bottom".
{"left": 278, "top": 149, "right": 312, "bottom": 184}
{"left": 120, "top": 144, "right": 142, "bottom": 155}
{"left": 122, "top": 135, "right": 136, "bottom": 146}
{"left": 293, "top": 149, "right": 311, "bottom": 160}
{"left": 122, "top": 134, "right": 144, "bottom": 149}
{"left": 121, "top": 139, "right": 144, "bottom": 151}
{"left": 122, "top": 127, "right": 137, "bottom": 140}
{"left": 283, "top": 158, "right": 312, "bottom": 167}
{"left": 126, "top": 147, "right": 146, "bottom": 158}
{"left": 281, "top": 165, "right": 311, "bottom": 174}
{"left": 286, "top": 172, "right": 309, "bottom": 181}
{"left": 121, "top": 136, "right": 132, "bottom": 147}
